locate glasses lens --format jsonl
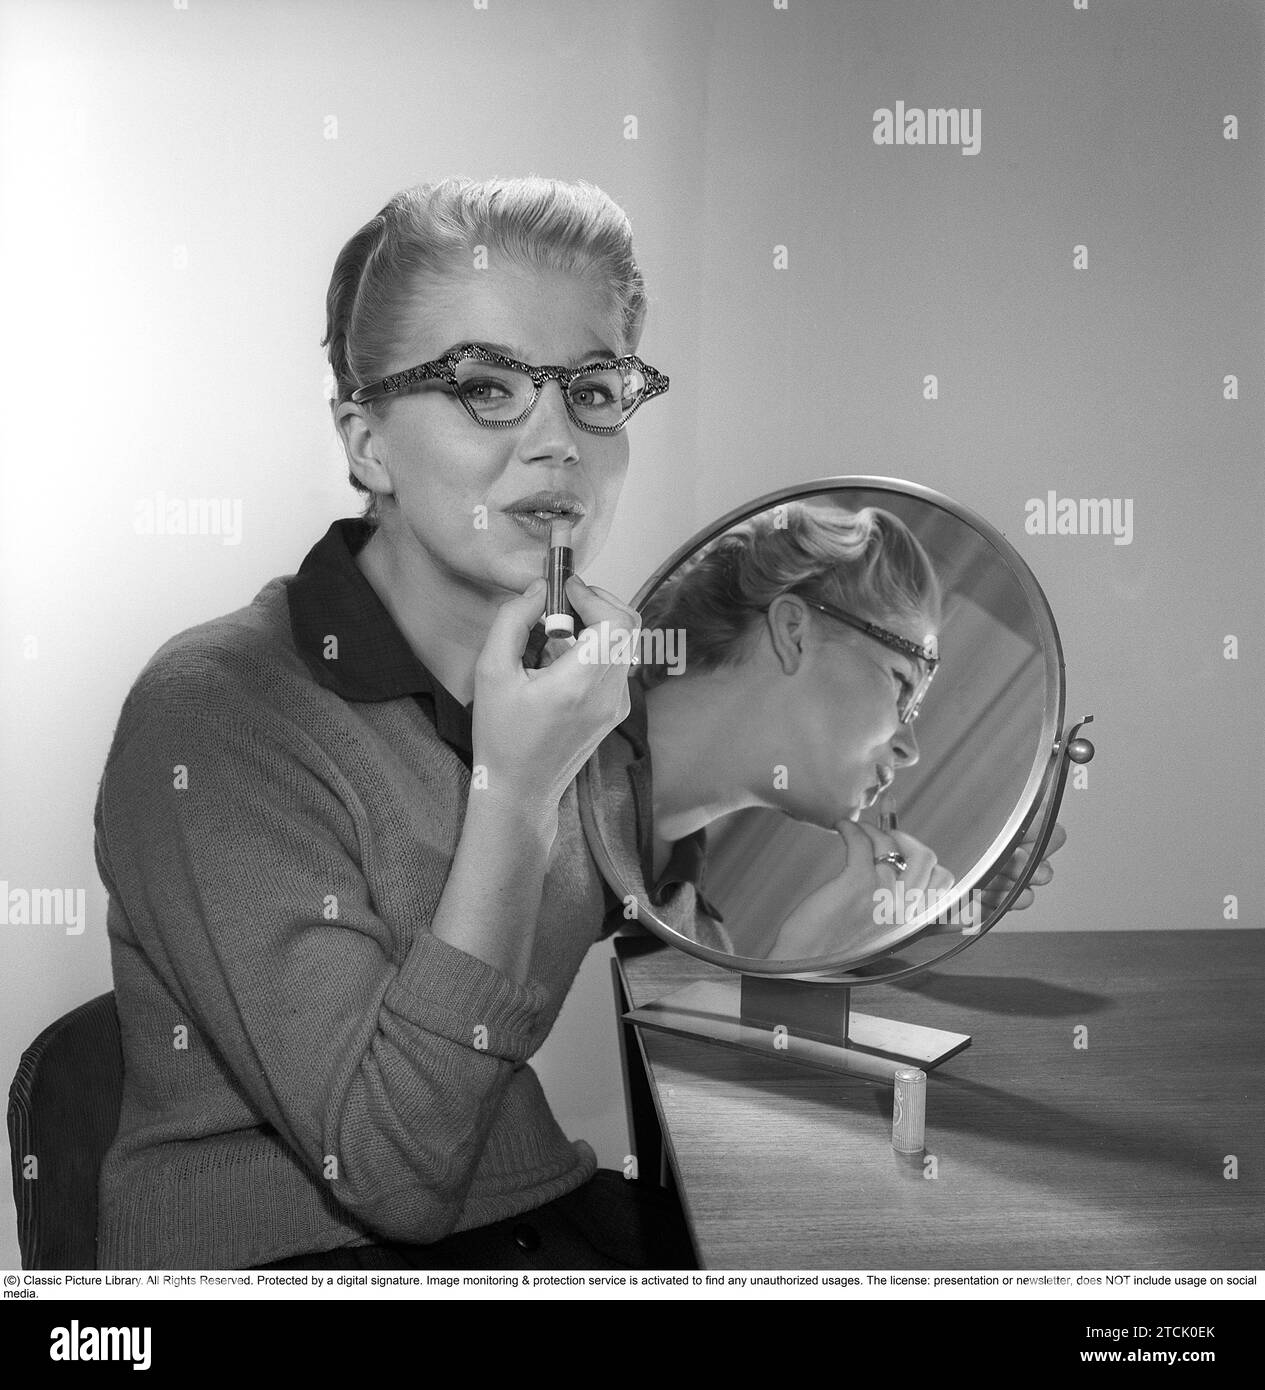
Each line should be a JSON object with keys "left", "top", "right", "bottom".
{"left": 453, "top": 359, "right": 535, "bottom": 421}
{"left": 902, "top": 663, "right": 937, "bottom": 723}
{"left": 568, "top": 363, "right": 646, "bottom": 427}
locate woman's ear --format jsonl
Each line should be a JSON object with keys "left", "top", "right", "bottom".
{"left": 765, "top": 594, "right": 810, "bottom": 676}
{"left": 334, "top": 401, "right": 396, "bottom": 501}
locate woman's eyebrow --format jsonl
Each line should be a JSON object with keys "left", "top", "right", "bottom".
{"left": 440, "top": 339, "right": 619, "bottom": 365}
{"left": 888, "top": 644, "right": 925, "bottom": 680}
{"left": 888, "top": 652, "right": 917, "bottom": 679}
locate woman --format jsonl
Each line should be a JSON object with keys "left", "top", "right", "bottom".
{"left": 92, "top": 177, "right": 693, "bottom": 1270}
{"left": 592, "top": 501, "right": 1060, "bottom": 960}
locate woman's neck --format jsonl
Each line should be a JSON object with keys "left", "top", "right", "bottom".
{"left": 643, "top": 672, "right": 767, "bottom": 845}
{"left": 355, "top": 521, "right": 495, "bottom": 705}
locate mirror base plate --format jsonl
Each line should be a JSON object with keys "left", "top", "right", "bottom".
{"left": 625, "top": 979, "right": 970, "bottom": 1084}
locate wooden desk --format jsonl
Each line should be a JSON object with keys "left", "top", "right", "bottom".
{"left": 612, "top": 929, "right": 1264, "bottom": 1270}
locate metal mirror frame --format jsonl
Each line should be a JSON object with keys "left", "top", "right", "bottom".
{"left": 580, "top": 476, "right": 1068, "bottom": 985}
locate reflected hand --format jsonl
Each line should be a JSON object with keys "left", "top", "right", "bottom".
{"left": 766, "top": 821, "right": 955, "bottom": 960}
{"left": 980, "top": 821, "right": 1068, "bottom": 913}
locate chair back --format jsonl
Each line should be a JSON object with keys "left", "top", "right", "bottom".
{"left": 7, "top": 992, "right": 124, "bottom": 1269}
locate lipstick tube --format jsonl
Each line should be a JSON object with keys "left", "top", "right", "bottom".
{"left": 891, "top": 1066, "right": 926, "bottom": 1153}
{"left": 544, "top": 517, "right": 576, "bottom": 637}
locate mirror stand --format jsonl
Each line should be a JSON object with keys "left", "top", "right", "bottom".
{"left": 624, "top": 975, "right": 970, "bottom": 1084}
{"left": 620, "top": 713, "right": 1097, "bottom": 1083}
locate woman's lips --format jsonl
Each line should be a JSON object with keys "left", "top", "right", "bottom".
{"left": 842, "top": 784, "right": 882, "bottom": 821}
{"left": 506, "top": 510, "right": 582, "bottom": 537}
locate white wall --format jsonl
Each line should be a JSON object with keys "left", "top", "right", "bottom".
{"left": 2, "top": 0, "right": 1260, "bottom": 1270}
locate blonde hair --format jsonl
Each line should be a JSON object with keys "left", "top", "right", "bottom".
{"left": 321, "top": 177, "right": 648, "bottom": 523}
{"left": 639, "top": 502, "right": 942, "bottom": 686}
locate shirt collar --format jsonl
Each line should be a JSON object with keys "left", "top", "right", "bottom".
{"left": 286, "top": 518, "right": 719, "bottom": 919}
{"left": 285, "top": 518, "right": 550, "bottom": 756}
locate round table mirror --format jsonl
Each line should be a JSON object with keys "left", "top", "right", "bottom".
{"left": 579, "top": 478, "right": 1094, "bottom": 1078}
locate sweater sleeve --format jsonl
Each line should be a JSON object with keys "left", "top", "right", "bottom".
{"left": 94, "top": 680, "right": 546, "bottom": 1244}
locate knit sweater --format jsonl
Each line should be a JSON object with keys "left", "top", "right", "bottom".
{"left": 92, "top": 529, "right": 637, "bottom": 1269}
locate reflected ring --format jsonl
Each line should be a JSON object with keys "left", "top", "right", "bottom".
{"left": 874, "top": 851, "right": 908, "bottom": 874}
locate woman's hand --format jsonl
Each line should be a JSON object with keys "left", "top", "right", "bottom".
{"left": 766, "top": 821, "right": 955, "bottom": 960}
{"left": 979, "top": 821, "right": 1067, "bottom": 912}
{"left": 472, "top": 573, "right": 640, "bottom": 818}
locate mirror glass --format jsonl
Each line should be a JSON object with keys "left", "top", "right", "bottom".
{"left": 581, "top": 479, "right": 1064, "bottom": 978}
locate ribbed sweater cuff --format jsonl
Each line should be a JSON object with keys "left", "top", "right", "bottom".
{"left": 386, "top": 933, "right": 546, "bottom": 1062}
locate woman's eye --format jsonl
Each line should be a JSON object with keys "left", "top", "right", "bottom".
{"left": 460, "top": 377, "right": 513, "bottom": 401}
{"left": 570, "top": 381, "right": 617, "bottom": 407}
{"left": 893, "top": 670, "right": 914, "bottom": 705}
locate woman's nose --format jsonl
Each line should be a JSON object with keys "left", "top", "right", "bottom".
{"left": 518, "top": 380, "right": 581, "bottom": 463}
{"left": 892, "top": 721, "right": 920, "bottom": 767}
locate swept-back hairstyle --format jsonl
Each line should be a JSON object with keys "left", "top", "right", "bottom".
{"left": 321, "top": 176, "right": 648, "bottom": 522}
{"left": 638, "top": 501, "right": 942, "bottom": 687}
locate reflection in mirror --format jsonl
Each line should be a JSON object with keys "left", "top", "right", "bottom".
{"left": 628, "top": 488, "right": 1049, "bottom": 966}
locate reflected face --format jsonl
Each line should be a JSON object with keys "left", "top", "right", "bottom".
{"left": 622, "top": 486, "right": 1057, "bottom": 973}
{"left": 350, "top": 264, "right": 629, "bottom": 598}
{"left": 767, "top": 604, "right": 927, "bottom": 828}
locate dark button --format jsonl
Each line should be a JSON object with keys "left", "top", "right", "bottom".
{"left": 512, "top": 1223, "right": 540, "bottom": 1252}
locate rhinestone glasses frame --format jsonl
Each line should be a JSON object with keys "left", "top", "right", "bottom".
{"left": 798, "top": 596, "right": 940, "bottom": 724}
{"left": 348, "top": 342, "right": 670, "bottom": 435}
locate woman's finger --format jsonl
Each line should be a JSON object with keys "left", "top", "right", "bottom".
{"left": 833, "top": 819, "right": 881, "bottom": 872}
{"left": 1014, "top": 821, "right": 1068, "bottom": 859}
{"left": 565, "top": 575, "right": 639, "bottom": 633}
{"left": 886, "top": 829, "right": 942, "bottom": 895}
{"left": 929, "top": 864, "right": 956, "bottom": 895}
{"left": 574, "top": 579, "right": 635, "bottom": 609}
{"left": 476, "top": 578, "right": 548, "bottom": 675}
{"left": 1044, "top": 822, "right": 1068, "bottom": 856}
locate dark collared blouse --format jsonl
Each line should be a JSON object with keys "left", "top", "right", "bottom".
{"left": 285, "top": 518, "right": 720, "bottom": 926}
